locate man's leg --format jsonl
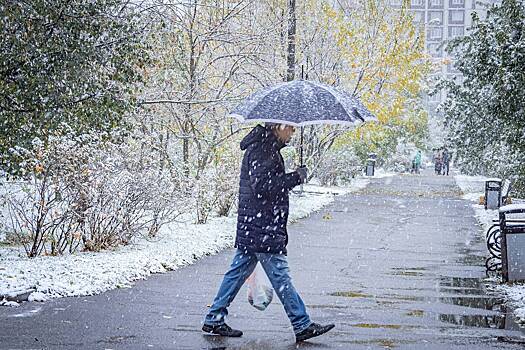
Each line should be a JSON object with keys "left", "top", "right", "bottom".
{"left": 256, "top": 253, "right": 312, "bottom": 334}
{"left": 204, "top": 249, "right": 257, "bottom": 327}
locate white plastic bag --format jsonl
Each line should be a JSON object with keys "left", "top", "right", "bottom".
{"left": 247, "top": 263, "right": 274, "bottom": 311}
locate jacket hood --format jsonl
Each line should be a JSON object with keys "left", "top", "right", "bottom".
{"left": 240, "top": 124, "right": 284, "bottom": 151}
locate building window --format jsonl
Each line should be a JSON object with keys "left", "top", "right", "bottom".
{"left": 411, "top": 0, "right": 424, "bottom": 7}
{"left": 427, "top": 43, "right": 443, "bottom": 57}
{"left": 449, "top": 10, "right": 465, "bottom": 24}
{"left": 428, "top": 27, "right": 443, "bottom": 41}
{"left": 449, "top": 0, "right": 465, "bottom": 7}
{"left": 448, "top": 26, "right": 464, "bottom": 38}
{"left": 428, "top": 11, "right": 444, "bottom": 25}
{"left": 412, "top": 11, "right": 425, "bottom": 23}
{"left": 428, "top": 0, "right": 444, "bottom": 8}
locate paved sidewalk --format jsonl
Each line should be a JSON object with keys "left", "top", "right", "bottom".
{"left": 1, "top": 170, "right": 524, "bottom": 349}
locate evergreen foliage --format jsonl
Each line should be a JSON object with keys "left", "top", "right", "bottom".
{"left": 0, "top": 0, "right": 148, "bottom": 177}
{"left": 440, "top": 0, "right": 525, "bottom": 195}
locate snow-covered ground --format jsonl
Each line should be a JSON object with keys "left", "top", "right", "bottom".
{"left": 0, "top": 179, "right": 369, "bottom": 306}
{"left": 371, "top": 168, "right": 396, "bottom": 179}
{"left": 454, "top": 173, "right": 525, "bottom": 325}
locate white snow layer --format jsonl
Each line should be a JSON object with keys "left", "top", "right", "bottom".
{"left": 370, "top": 168, "right": 396, "bottom": 179}
{"left": 0, "top": 180, "right": 368, "bottom": 305}
{"left": 454, "top": 173, "right": 525, "bottom": 325}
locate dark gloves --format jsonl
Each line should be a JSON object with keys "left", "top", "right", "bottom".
{"left": 296, "top": 166, "right": 308, "bottom": 184}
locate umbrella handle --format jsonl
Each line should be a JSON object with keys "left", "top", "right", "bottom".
{"left": 300, "top": 126, "right": 304, "bottom": 167}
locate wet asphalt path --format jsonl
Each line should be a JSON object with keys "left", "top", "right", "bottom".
{"left": 1, "top": 170, "right": 524, "bottom": 349}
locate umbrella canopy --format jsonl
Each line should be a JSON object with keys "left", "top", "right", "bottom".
{"left": 228, "top": 80, "right": 377, "bottom": 126}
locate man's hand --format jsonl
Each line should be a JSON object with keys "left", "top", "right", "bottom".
{"left": 296, "top": 166, "right": 308, "bottom": 184}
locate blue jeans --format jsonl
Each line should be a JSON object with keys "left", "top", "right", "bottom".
{"left": 204, "top": 249, "right": 312, "bottom": 334}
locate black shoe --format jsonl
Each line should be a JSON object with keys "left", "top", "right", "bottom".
{"left": 295, "top": 322, "right": 335, "bottom": 342}
{"left": 202, "top": 323, "right": 243, "bottom": 337}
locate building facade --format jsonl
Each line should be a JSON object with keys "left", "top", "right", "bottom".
{"left": 388, "top": 0, "right": 499, "bottom": 115}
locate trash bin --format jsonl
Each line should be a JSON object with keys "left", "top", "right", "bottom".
{"left": 365, "top": 153, "right": 376, "bottom": 177}
{"left": 499, "top": 204, "right": 525, "bottom": 282}
{"left": 485, "top": 178, "right": 502, "bottom": 210}
{"left": 365, "top": 158, "right": 375, "bottom": 177}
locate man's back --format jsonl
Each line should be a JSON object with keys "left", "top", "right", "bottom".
{"left": 235, "top": 125, "right": 301, "bottom": 255}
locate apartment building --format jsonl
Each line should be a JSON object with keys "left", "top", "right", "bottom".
{"left": 388, "top": 0, "right": 501, "bottom": 148}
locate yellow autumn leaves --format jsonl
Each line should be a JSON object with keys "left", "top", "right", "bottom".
{"left": 321, "top": 0, "right": 431, "bottom": 156}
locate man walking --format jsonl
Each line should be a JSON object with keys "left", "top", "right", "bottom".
{"left": 202, "top": 123, "right": 335, "bottom": 343}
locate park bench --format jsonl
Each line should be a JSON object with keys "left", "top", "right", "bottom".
{"left": 501, "top": 178, "right": 512, "bottom": 205}
{"left": 485, "top": 200, "right": 525, "bottom": 280}
{"left": 484, "top": 177, "right": 520, "bottom": 273}
{"left": 486, "top": 219, "right": 503, "bottom": 273}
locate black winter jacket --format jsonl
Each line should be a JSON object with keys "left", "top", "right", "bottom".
{"left": 235, "top": 125, "right": 302, "bottom": 255}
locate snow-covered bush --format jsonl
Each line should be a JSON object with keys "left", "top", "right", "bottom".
{"left": 79, "top": 142, "right": 187, "bottom": 251}
{"left": 4, "top": 130, "right": 187, "bottom": 256}
{"left": 193, "top": 170, "right": 219, "bottom": 225}
{"left": 315, "top": 149, "right": 362, "bottom": 186}
{"left": 214, "top": 153, "right": 240, "bottom": 217}
{"left": 5, "top": 134, "right": 92, "bottom": 256}
{"left": 384, "top": 140, "right": 420, "bottom": 173}
{"left": 193, "top": 149, "right": 240, "bottom": 224}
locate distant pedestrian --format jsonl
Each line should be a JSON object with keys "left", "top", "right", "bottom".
{"left": 202, "top": 123, "right": 335, "bottom": 343}
{"left": 434, "top": 150, "right": 442, "bottom": 175}
{"left": 413, "top": 150, "right": 422, "bottom": 174}
{"left": 442, "top": 148, "right": 451, "bottom": 176}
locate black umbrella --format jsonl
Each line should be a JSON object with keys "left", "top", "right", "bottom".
{"left": 228, "top": 80, "right": 377, "bottom": 165}
{"left": 229, "top": 80, "right": 377, "bottom": 126}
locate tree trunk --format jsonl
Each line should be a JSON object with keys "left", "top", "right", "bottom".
{"left": 286, "top": 0, "right": 296, "bottom": 82}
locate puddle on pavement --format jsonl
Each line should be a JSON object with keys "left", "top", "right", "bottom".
{"left": 390, "top": 270, "right": 425, "bottom": 277}
{"left": 439, "top": 286, "right": 487, "bottom": 295}
{"left": 435, "top": 275, "right": 517, "bottom": 330}
{"left": 97, "top": 335, "right": 136, "bottom": 344}
{"left": 454, "top": 246, "right": 487, "bottom": 265}
{"left": 384, "top": 294, "right": 425, "bottom": 302}
{"left": 331, "top": 290, "right": 425, "bottom": 302}
{"left": 204, "top": 339, "right": 282, "bottom": 350}
{"left": 329, "top": 291, "right": 372, "bottom": 298}
{"left": 455, "top": 253, "right": 487, "bottom": 266}
{"left": 439, "top": 313, "right": 506, "bottom": 329}
{"left": 308, "top": 304, "right": 349, "bottom": 309}
{"left": 376, "top": 300, "right": 401, "bottom": 306}
{"left": 351, "top": 323, "right": 418, "bottom": 330}
{"left": 331, "top": 274, "right": 523, "bottom": 332}
{"left": 439, "top": 276, "right": 482, "bottom": 289}
{"left": 339, "top": 338, "right": 416, "bottom": 348}
{"left": 439, "top": 295, "right": 503, "bottom": 310}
